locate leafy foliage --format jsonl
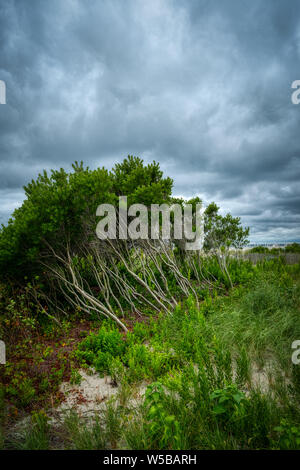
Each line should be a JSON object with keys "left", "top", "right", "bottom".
{"left": 204, "top": 202, "right": 249, "bottom": 250}
{"left": 75, "top": 322, "right": 126, "bottom": 374}
{"left": 0, "top": 156, "right": 173, "bottom": 280}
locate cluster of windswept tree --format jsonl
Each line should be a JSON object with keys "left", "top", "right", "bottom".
{"left": 0, "top": 156, "right": 249, "bottom": 330}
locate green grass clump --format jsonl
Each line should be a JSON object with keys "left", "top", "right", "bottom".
{"left": 8, "top": 411, "right": 50, "bottom": 450}
{"left": 63, "top": 412, "right": 106, "bottom": 450}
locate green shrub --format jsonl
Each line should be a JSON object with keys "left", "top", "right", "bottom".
{"left": 70, "top": 369, "right": 82, "bottom": 385}
{"left": 6, "top": 375, "right": 36, "bottom": 408}
{"left": 274, "top": 419, "right": 300, "bottom": 449}
{"left": 143, "top": 382, "right": 182, "bottom": 449}
{"left": 124, "top": 342, "right": 178, "bottom": 382}
{"left": 75, "top": 322, "right": 126, "bottom": 374}
{"left": 210, "top": 385, "right": 246, "bottom": 425}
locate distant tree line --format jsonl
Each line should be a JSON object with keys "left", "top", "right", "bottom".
{"left": 249, "top": 243, "right": 300, "bottom": 254}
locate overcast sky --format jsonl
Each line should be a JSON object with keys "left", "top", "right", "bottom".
{"left": 0, "top": 0, "right": 300, "bottom": 242}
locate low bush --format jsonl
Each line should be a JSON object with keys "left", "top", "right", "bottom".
{"left": 75, "top": 322, "right": 126, "bottom": 374}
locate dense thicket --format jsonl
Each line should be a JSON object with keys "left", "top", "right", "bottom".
{"left": 0, "top": 156, "right": 249, "bottom": 329}
{"left": 0, "top": 156, "right": 172, "bottom": 280}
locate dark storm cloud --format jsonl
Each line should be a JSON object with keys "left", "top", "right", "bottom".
{"left": 0, "top": 0, "right": 300, "bottom": 241}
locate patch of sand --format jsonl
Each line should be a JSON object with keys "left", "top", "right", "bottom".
{"left": 57, "top": 370, "right": 119, "bottom": 416}
{"left": 57, "top": 369, "right": 147, "bottom": 417}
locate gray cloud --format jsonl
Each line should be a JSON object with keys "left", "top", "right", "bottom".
{"left": 0, "top": 0, "right": 300, "bottom": 241}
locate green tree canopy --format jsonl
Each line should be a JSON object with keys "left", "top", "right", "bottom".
{"left": 0, "top": 156, "right": 173, "bottom": 280}
{"left": 204, "top": 202, "right": 249, "bottom": 251}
